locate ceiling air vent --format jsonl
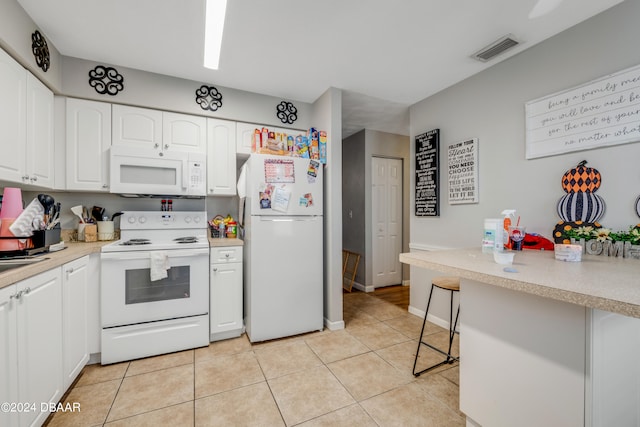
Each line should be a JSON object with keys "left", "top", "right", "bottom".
{"left": 471, "top": 34, "right": 519, "bottom": 62}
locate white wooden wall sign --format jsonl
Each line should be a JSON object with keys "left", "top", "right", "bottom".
{"left": 525, "top": 63, "right": 640, "bottom": 159}
{"left": 448, "top": 138, "right": 478, "bottom": 204}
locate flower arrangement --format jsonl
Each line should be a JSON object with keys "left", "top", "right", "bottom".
{"left": 560, "top": 221, "right": 640, "bottom": 245}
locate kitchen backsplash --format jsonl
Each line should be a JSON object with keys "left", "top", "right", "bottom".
{"left": 21, "top": 191, "right": 238, "bottom": 232}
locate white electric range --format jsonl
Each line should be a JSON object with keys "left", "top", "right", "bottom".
{"left": 100, "top": 211, "right": 209, "bottom": 364}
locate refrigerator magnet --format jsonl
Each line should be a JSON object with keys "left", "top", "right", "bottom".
{"left": 299, "top": 193, "right": 314, "bottom": 207}
{"left": 259, "top": 191, "right": 271, "bottom": 209}
{"left": 307, "top": 160, "right": 319, "bottom": 183}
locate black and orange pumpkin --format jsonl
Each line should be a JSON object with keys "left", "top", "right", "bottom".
{"left": 556, "top": 160, "right": 605, "bottom": 223}
{"left": 553, "top": 160, "right": 606, "bottom": 243}
{"left": 561, "top": 160, "right": 601, "bottom": 193}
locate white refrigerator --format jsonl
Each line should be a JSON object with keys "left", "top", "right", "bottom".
{"left": 238, "top": 154, "right": 324, "bottom": 342}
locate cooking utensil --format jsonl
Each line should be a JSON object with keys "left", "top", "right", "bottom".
{"left": 37, "top": 194, "right": 55, "bottom": 223}
{"left": 111, "top": 212, "right": 124, "bottom": 221}
{"left": 71, "top": 205, "right": 85, "bottom": 223}
{"left": 91, "top": 206, "right": 105, "bottom": 223}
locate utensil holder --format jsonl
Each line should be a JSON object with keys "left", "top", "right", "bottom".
{"left": 97, "top": 221, "right": 115, "bottom": 240}
{"left": 32, "top": 226, "right": 61, "bottom": 249}
{"left": 84, "top": 224, "right": 98, "bottom": 242}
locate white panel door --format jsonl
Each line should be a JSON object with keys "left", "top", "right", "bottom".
{"left": 62, "top": 256, "right": 90, "bottom": 389}
{"left": 372, "top": 157, "right": 402, "bottom": 288}
{"left": 112, "top": 104, "right": 162, "bottom": 150}
{"left": 163, "top": 112, "right": 206, "bottom": 153}
{"left": 66, "top": 98, "right": 112, "bottom": 191}
{"left": 207, "top": 118, "right": 237, "bottom": 195}
{"left": 0, "top": 47, "right": 26, "bottom": 183}
{"left": 25, "top": 72, "right": 54, "bottom": 187}
{"left": 16, "top": 269, "right": 63, "bottom": 427}
{"left": 0, "top": 285, "right": 18, "bottom": 427}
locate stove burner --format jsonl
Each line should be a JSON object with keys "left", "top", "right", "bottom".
{"left": 121, "top": 239, "right": 151, "bottom": 246}
{"left": 174, "top": 236, "right": 199, "bottom": 244}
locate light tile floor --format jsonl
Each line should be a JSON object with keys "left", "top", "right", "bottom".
{"left": 46, "top": 291, "right": 462, "bottom": 426}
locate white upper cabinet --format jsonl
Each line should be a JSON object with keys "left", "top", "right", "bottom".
{"left": 113, "top": 105, "right": 206, "bottom": 154}
{"left": 25, "top": 73, "right": 55, "bottom": 188}
{"left": 112, "top": 104, "right": 162, "bottom": 151}
{"left": 236, "top": 122, "right": 256, "bottom": 156}
{"left": 0, "top": 48, "right": 54, "bottom": 188}
{"left": 66, "top": 98, "right": 112, "bottom": 191}
{"left": 0, "top": 47, "right": 26, "bottom": 183}
{"left": 207, "top": 118, "right": 236, "bottom": 195}
{"left": 163, "top": 112, "right": 207, "bottom": 153}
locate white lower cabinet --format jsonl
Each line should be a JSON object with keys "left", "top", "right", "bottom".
{"left": 588, "top": 309, "right": 640, "bottom": 427}
{"left": 0, "top": 285, "right": 19, "bottom": 427}
{"left": 210, "top": 246, "right": 243, "bottom": 341}
{"left": 16, "top": 268, "right": 64, "bottom": 427}
{"left": 62, "top": 256, "right": 90, "bottom": 389}
{"left": 0, "top": 258, "right": 95, "bottom": 427}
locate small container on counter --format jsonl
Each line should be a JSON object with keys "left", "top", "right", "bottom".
{"left": 219, "top": 223, "right": 226, "bottom": 238}
{"left": 226, "top": 221, "right": 237, "bottom": 238}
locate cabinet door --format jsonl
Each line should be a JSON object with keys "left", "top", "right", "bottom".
{"left": 112, "top": 104, "right": 162, "bottom": 150}
{"left": 0, "top": 48, "right": 26, "bottom": 183}
{"left": 235, "top": 122, "right": 256, "bottom": 156}
{"left": 62, "top": 256, "right": 90, "bottom": 389}
{"left": 207, "top": 118, "right": 237, "bottom": 195}
{"left": 16, "top": 269, "right": 63, "bottom": 427}
{"left": 210, "top": 262, "right": 243, "bottom": 339}
{"left": 86, "top": 253, "right": 101, "bottom": 356}
{"left": 0, "top": 285, "right": 18, "bottom": 427}
{"left": 25, "top": 72, "right": 55, "bottom": 188}
{"left": 163, "top": 112, "right": 206, "bottom": 153}
{"left": 66, "top": 98, "right": 112, "bottom": 191}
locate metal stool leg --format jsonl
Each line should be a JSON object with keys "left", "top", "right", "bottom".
{"left": 413, "top": 284, "right": 460, "bottom": 377}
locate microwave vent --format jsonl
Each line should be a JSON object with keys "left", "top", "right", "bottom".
{"left": 472, "top": 34, "right": 519, "bottom": 62}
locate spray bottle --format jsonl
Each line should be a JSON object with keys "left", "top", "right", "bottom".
{"left": 501, "top": 209, "right": 516, "bottom": 250}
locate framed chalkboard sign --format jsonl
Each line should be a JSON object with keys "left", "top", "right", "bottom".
{"left": 415, "top": 129, "right": 440, "bottom": 216}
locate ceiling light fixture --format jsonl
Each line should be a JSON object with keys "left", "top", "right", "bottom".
{"left": 528, "top": 0, "right": 563, "bottom": 19}
{"left": 203, "top": 0, "right": 227, "bottom": 70}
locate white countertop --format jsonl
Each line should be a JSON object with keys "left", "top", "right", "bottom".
{"left": 400, "top": 247, "right": 640, "bottom": 319}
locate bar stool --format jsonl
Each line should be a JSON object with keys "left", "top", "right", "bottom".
{"left": 412, "top": 276, "right": 460, "bottom": 377}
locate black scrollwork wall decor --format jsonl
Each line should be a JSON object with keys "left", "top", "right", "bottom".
{"left": 31, "top": 30, "right": 50, "bottom": 72}
{"left": 276, "top": 101, "right": 297, "bottom": 124}
{"left": 195, "top": 85, "right": 223, "bottom": 111}
{"left": 88, "top": 65, "right": 124, "bottom": 96}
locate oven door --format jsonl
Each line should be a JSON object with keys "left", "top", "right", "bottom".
{"left": 100, "top": 248, "right": 209, "bottom": 327}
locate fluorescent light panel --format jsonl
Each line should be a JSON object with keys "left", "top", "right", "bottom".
{"left": 204, "top": 0, "right": 227, "bottom": 69}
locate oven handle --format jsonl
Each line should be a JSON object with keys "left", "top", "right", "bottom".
{"left": 101, "top": 248, "right": 209, "bottom": 261}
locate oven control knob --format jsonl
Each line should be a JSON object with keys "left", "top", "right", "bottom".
{"left": 139, "top": 216, "right": 147, "bottom": 224}
{"left": 184, "top": 216, "right": 192, "bottom": 223}
{"left": 193, "top": 216, "right": 201, "bottom": 223}
{"left": 128, "top": 216, "right": 136, "bottom": 224}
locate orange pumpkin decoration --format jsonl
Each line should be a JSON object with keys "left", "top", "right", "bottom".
{"left": 561, "top": 160, "right": 601, "bottom": 193}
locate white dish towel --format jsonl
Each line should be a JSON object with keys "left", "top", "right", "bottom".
{"left": 150, "top": 251, "right": 170, "bottom": 281}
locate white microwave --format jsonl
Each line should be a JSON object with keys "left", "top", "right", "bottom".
{"left": 109, "top": 146, "right": 206, "bottom": 196}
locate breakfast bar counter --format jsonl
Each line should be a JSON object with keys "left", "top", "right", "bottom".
{"left": 401, "top": 247, "right": 640, "bottom": 427}
{"left": 400, "top": 247, "right": 640, "bottom": 318}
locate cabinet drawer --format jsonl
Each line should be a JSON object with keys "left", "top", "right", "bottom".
{"left": 210, "top": 246, "right": 243, "bottom": 264}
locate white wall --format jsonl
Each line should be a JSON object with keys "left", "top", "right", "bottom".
{"left": 408, "top": 0, "right": 640, "bottom": 320}
{"left": 311, "top": 87, "right": 344, "bottom": 330}
{"left": 0, "top": 0, "right": 62, "bottom": 91}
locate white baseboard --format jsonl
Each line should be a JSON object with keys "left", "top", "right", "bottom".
{"left": 409, "top": 305, "right": 460, "bottom": 333}
{"left": 324, "top": 317, "right": 345, "bottom": 331}
{"left": 402, "top": 279, "right": 410, "bottom": 287}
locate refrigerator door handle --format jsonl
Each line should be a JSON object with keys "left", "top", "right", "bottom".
{"left": 258, "top": 216, "right": 321, "bottom": 222}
